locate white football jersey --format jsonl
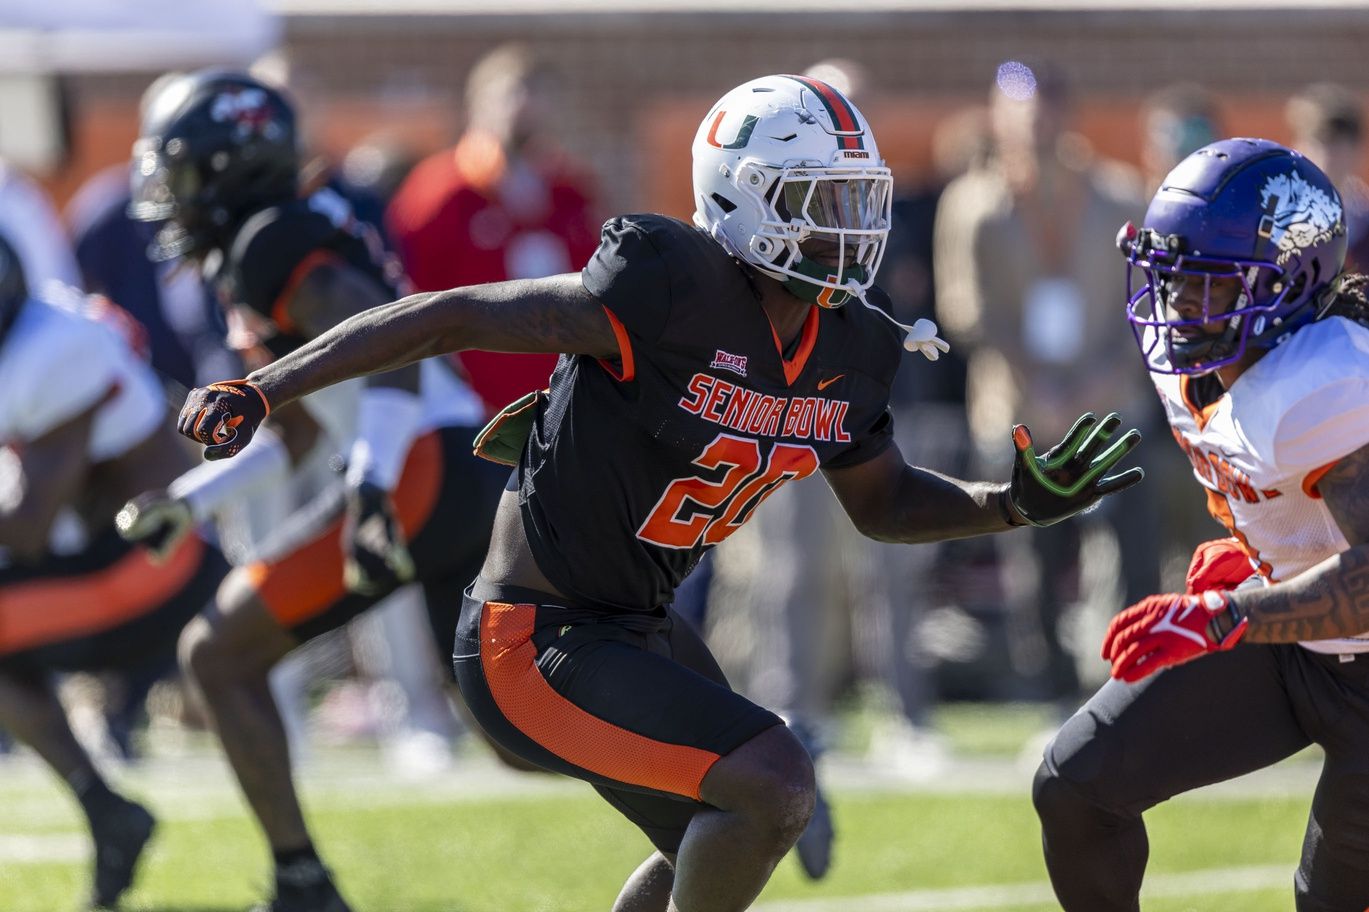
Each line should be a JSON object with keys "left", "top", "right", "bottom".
{"left": 0, "top": 296, "right": 164, "bottom": 460}
{"left": 294, "top": 357, "right": 485, "bottom": 456}
{"left": 1150, "top": 316, "right": 1369, "bottom": 654}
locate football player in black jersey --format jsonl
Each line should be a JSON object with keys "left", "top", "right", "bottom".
{"left": 176, "top": 74, "right": 1144, "bottom": 912}
{"left": 120, "top": 70, "right": 507, "bottom": 912}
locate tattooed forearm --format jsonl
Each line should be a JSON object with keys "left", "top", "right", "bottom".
{"left": 1238, "top": 545, "right": 1369, "bottom": 643}
{"left": 1317, "top": 443, "right": 1369, "bottom": 547}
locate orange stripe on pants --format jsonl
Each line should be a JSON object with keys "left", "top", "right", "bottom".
{"left": 0, "top": 536, "right": 205, "bottom": 655}
{"left": 247, "top": 431, "right": 445, "bottom": 628}
{"left": 479, "top": 601, "right": 719, "bottom": 800}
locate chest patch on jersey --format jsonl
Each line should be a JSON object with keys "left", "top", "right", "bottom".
{"left": 709, "top": 350, "right": 748, "bottom": 377}
{"left": 680, "top": 372, "right": 851, "bottom": 443}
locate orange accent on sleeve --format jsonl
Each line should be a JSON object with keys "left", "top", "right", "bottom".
{"left": 598, "top": 306, "right": 636, "bottom": 382}
{"left": 249, "top": 431, "right": 445, "bottom": 628}
{"left": 270, "top": 250, "right": 345, "bottom": 335}
{"left": 479, "top": 601, "right": 720, "bottom": 800}
{"left": 1302, "top": 460, "right": 1340, "bottom": 500}
{"left": 0, "top": 536, "right": 205, "bottom": 654}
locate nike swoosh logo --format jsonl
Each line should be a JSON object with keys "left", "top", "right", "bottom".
{"left": 817, "top": 374, "right": 844, "bottom": 391}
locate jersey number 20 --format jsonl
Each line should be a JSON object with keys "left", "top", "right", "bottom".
{"left": 637, "top": 433, "right": 820, "bottom": 549}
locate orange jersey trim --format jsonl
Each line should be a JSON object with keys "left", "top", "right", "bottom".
{"left": 1178, "top": 375, "right": 1223, "bottom": 432}
{"left": 270, "top": 250, "right": 346, "bottom": 336}
{"left": 1301, "top": 460, "right": 1341, "bottom": 500}
{"left": 1205, "top": 488, "right": 1275, "bottom": 582}
{"left": 598, "top": 306, "right": 636, "bottom": 382}
{"left": 247, "top": 431, "right": 444, "bottom": 628}
{"left": 767, "top": 306, "right": 820, "bottom": 386}
{"left": 0, "top": 536, "right": 205, "bottom": 654}
{"left": 479, "top": 600, "right": 720, "bottom": 800}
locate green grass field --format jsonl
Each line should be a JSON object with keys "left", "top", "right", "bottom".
{"left": 0, "top": 705, "right": 1317, "bottom": 911}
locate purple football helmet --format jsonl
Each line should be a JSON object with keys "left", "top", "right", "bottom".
{"left": 1120, "top": 138, "right": 1347, "bottom": 375}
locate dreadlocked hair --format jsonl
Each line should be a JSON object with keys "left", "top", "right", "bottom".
{"left": 1317, "top": 273, "right": 1369, "bottom": 326}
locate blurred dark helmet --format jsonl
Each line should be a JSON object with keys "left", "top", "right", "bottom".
{"left": 129, "top": 69, "right": 298, "bottom": 260}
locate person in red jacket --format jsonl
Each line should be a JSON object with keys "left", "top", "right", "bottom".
{"left": 386, "top": 43, "right": 600, "bottom": 415}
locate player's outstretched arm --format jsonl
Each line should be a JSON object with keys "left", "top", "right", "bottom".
{"left": 178, "top": 274, "right": 618, "bottom": 458}
{"left": 825, "top": 443, "right": 1012, "bottom": 543}
{"left": 825, "top": 411, "right": 1144, "bottom": 544}
{"left": 259, "top": 272, "right": 617, "bottom": 407}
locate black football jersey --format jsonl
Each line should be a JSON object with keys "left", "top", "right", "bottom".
{"left": 519, "top": 213, "right": 904, "bottom": 613}
{"left": 206, "top": 188, "right": 403, "bottom": 357}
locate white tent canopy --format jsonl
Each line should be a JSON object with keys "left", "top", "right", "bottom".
{"left": 0, "top": 0, "right": 279, "bottom": 74}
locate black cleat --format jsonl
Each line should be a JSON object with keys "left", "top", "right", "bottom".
{"left": 250, "top": 859, "right": 353, "bottom": 912}
{"left": 88, "top": 798, "right": 156, "bottom": 909}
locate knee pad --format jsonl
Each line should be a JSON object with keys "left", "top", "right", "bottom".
{"left": 1032, "top": 761, "right": 1125, "bottom": 831}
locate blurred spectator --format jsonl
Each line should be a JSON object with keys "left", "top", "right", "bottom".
{"left": 0, "top": 158, "right": 80, "bottom": 295}
{"left": 339, "top": 134, "right": 422, "bottom": 241}
{"left": 386, "top": 42, "right": 600, "bottom": 416}
{"left": 1140, "top": 83, "right": 1222, "bottom": 195}
{"left": 934, "top": 61, "right": 1157, "bottom": 707}
{"left": 856, "top": 102, "right": 988, "bottom": 773}
{"left": 343, "top": 136, "right": 421, "bottom": 205}
{"left": 1286, "top": 83, "right": 1369, "bottom": 270}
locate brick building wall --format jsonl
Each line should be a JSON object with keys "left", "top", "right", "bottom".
{"left": 48, "top": 6, "right": 1369, "bottom": 219}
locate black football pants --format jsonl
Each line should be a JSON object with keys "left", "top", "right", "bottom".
{"left": 1033, "top": 642, "right": 1369, "bottom": 912}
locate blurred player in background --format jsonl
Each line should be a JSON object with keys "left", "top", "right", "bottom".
{"left": 1286, "top": 82, "right": 1369, "bottom": 271}
{"left": 386, "top": 42, "right": 600, "bottom": 416}
{"left": 934, "top": 61, "right": 1158, "bottom": 710}
{"left": 0, "top": 236, "right": 228, "bottom": 909}
{"left": 1138, "top": 83, "right": 1221, "bottom": 197}
{"left": 1035, "top": 139, "right": 1369, "bottom": 912}
{"left": 174, "top": 73, "right": 1144, "bottom": 912}
{"left": 118, "top": 69, "right": 506, "bottom": 912}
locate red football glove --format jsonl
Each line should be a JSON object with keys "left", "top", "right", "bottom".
{"left": 177, "top": 379, "right": 271, "bottom": 460}
{"left": 1102, "top": 591, "right": 1248, "bottom": 683}
{"left": 1185, "top": 537, "right": 1256, "bottom": 594}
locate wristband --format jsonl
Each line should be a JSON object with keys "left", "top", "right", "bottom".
{"left": 169, "top": 426, "right": 290, "bottom": 521}
{"left": 344, "top": 387, "right": 424, "bottom": 490}
{"left": 997, "top": 486, "right": 1028, "bottom": 527}
{"left": 1205, "top": 591, "right": 1247, "bottom": 644}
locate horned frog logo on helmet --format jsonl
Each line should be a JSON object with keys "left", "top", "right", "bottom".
{"left": 1258, "top": 170, "right": 1344, "bottom": 265}
{"left": 691, "top": 74, "right": 892, "bottom": 309}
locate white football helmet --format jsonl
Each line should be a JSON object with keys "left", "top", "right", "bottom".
{"left": 692, "top": 74, "right": 892, "bottom": 308}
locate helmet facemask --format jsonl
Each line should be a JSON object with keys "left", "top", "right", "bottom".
{"left": 127, "top": 72, "right": 301, "bottom": 262}
{"left": 1124, "top": 226, "right": 1298, "bottom": 375}
{"left": 129, "top": 137, "right": 217, "bottom": 261}
{"left": 752, "top": 164, "right": 891, "bottom": 308}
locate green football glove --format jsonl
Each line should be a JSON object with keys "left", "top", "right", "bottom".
{"left": 1005, "top": 412, "right": 1144, "bottom": 527}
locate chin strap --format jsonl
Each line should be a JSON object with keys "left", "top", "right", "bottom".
{"left": 844, "top": 279, "right": 951, "bottom": 362}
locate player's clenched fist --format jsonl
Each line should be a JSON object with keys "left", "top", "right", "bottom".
{"left": 177, "top": 379, "right": 271, "bottom": 460}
